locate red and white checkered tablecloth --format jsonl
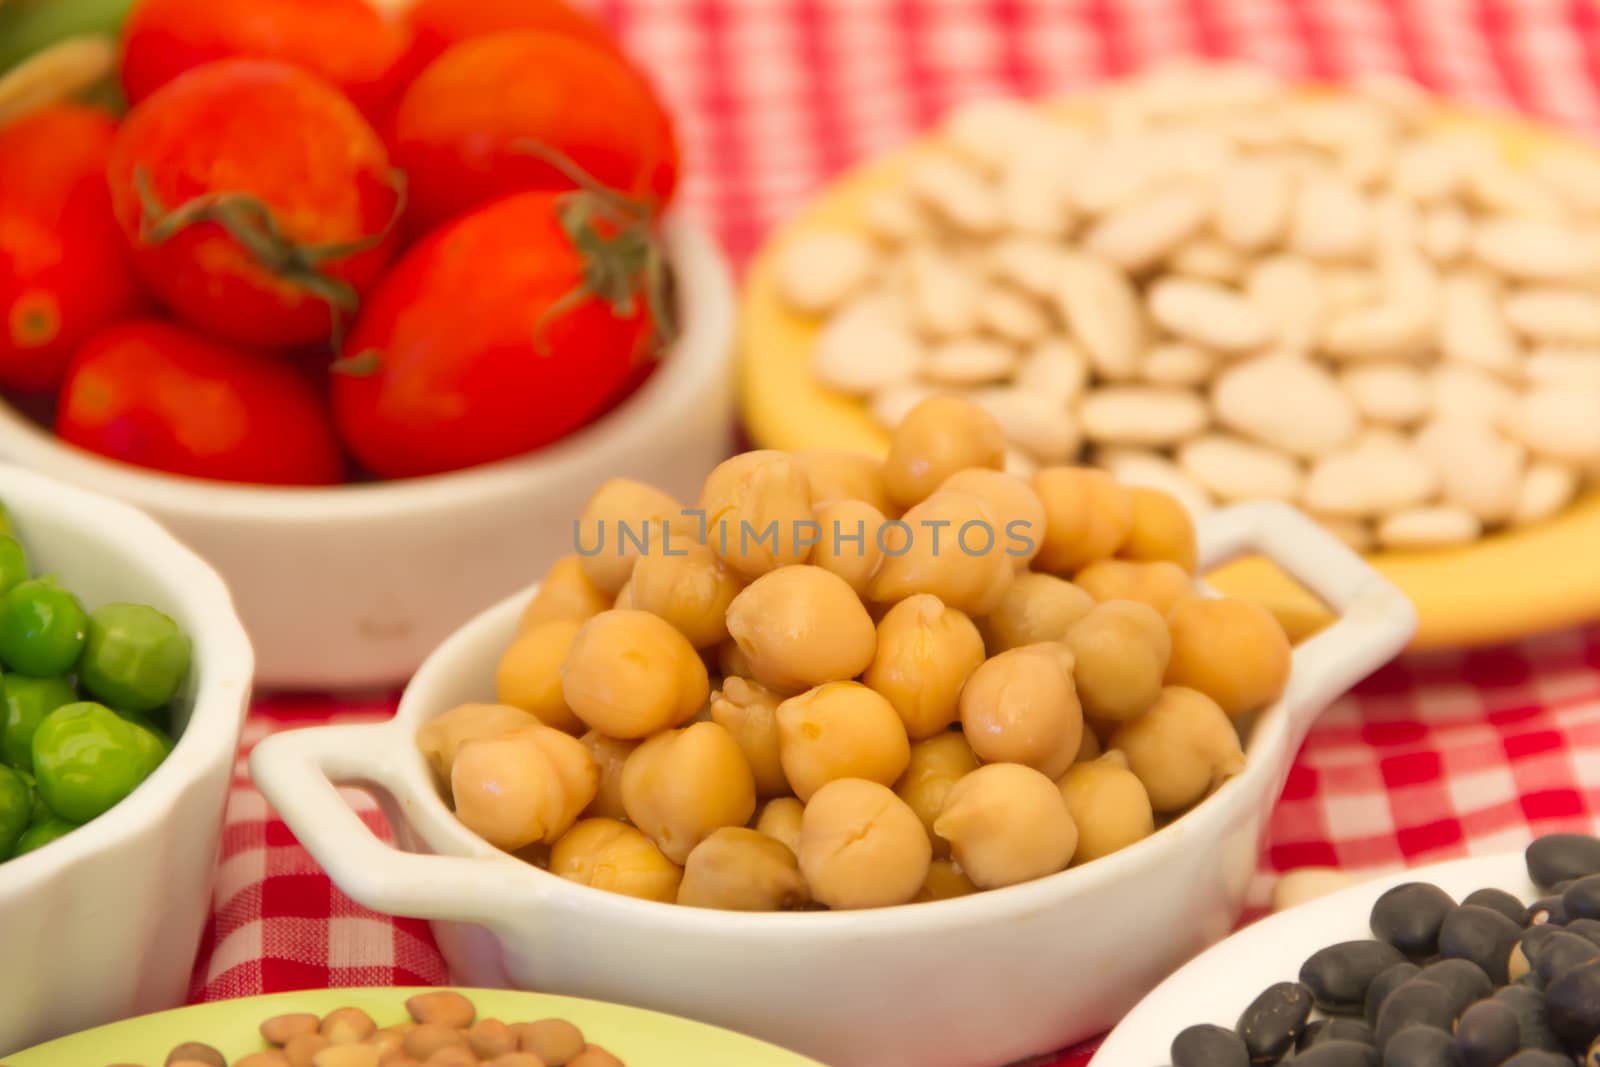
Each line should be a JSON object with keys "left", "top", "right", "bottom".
{"left": 184, "top": 2, "right": 1600, "bottom": 1065}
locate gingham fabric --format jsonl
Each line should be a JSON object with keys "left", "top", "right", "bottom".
{"left": 185, "top": 3, "right": 1600, "bottom": 1066}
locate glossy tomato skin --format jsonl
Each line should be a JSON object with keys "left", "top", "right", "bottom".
{"left": 107, "top": 59, "right": 402, "bottom": 349}
{"left": 119, "top": 0, "right": 415, "bottom": 120}
{"left": 0, "top": 106, "right": 145, "bottom": 393}
{"left": 56, "top": 319, "right": 345, "bottom": 486}
{"left": 331, "top": 191, "right": 657, "bottom": 480}
{"left": 390, "top": 31, "right": 679, "bottom": 234}
{"left": 399, "top": 0, "right": 618, "bottom": 79}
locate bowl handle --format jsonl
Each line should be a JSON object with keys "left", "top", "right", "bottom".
{"left": 1197, "top": 501, "right": 1419, "bottom": 750}
{"left": 249, "top": 721, "right": 532, "bottom": 924}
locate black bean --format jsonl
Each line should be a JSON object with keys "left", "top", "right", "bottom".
{"left": 1171, "top": 1023, "right": 1249, "bottom": 1067}
{"left": 1441, "top": 905, "right": 1527, "bottom": 984}
{"left": 1235, "top": 981, "right": 1313, "bottom": 1064}
{"left": 1373, "top": 883, "right": 1460, "bottom": 959}
{"left": 1562, "top": 876, "right": 1600, "bottom": 923}
{"left": 1547, "top": 959, "right": 1600, "bottom": 1051}
{"left": 1300, "top": 939, "right": 1408, "bottom": 1013}
{"left": 1299, "top": 1017, "right": 1377, "bottom": 1050}
{"left": 1367, "top": 961, "right": 1423, "bottom": 1026}
{"left": 1563, "top": 919, "right": 1600, "bottom": 948}
{"left": 1495, "top": 984, "right": 1565, "bottom": 1053}
{"left": 1465, "top": 888, "right": 1531, "bottom": 927}
{"left": 1531, "top": 931, "right": 1600, "bottom": 988}
{"left": 1291, "top": 1039, "right": 1380, "bottom": 1067}
{"left": 1501, "top": 1053, "right": 1577, "bottom": 1067}
{"left": 1528, "top": 835, "right": 1600, "bottom": 891}
{"left": 1457, "top": 999, "right": 1523, "bottom": 1067}
{"left": 1418, "top": 958, "right": 1496, "bottom": 1016}
{"left": 1377, "top": 979, "right": 1460, "bottom": 1054}
{"left": 1386, "top": 1025, "right": 1464, "bottom": 1067}
{"left": 1527, "top": 896, "right": 1570, "bottom": 927}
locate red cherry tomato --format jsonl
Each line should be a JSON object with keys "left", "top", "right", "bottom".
{"left": 390, "top": 31, "right": 679, "bottom": 233}
{"left": 400, "top": 0, "right": 619, "bottom": 76}
{"left": 331, "top": 189, "right": 669, "bottom": 479}
{"left": 0, "top": 105, "right": 145, "bottom": 393}
{"left": 107, "top": 59, "right": 403, "bottom": 350}
{"left": 119, "top": 0, "right": 414, "bottom": 120}
{"left": 56, "top": 319, "right": 345, "bottom": 486}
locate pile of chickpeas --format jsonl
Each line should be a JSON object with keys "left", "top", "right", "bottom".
{"left": 417, "top": 395, "right": 1294, "bottom": 911}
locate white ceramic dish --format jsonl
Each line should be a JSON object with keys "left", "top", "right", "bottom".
{"left": 0, "top": 464, "right": 254, "bottom": 1057}
{"left": 250, "top": 501, "right": 1416, "bottom": 1067}
{"left": 1090, "top": 850, "right": 1536, "bottom": 1066}
{"left": 0, "top": 218, "right": 736, "bottom": 690}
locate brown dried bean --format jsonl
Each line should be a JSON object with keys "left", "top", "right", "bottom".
{"left": 166, "top": 1043, "right": 226, "bottom": 1067}
{"left": 320, "top": 1008, "right": 377, "bottom": 1045}
{"left": 516, "top": 1019, "right": 587, "bottom": 1064}
{"left": 312, "top": 1047, "right": 379, "bottom": 1067}
{"left": 570, "top": 1047, "right": 625, "bottom": 1067}
{"left": 467, "top": 1019, "right": 515, "bottom": 1059}
{"left": 236, "top": 1054, "right": 293, "bottom": 1067}
{"left": 420, "top": 1049, "right": 474, "bottom": 1067}
{"left": 485, "top": 1056, "right": 547, "bottom": 1067}
{"left": 262, "top": 1013, "right": 322, "bottom": 1046}
{"left": 405, "top": 991, "right": 476, "bottom": 1029}
{"left": 284, "top": 1033, "right": 331, "bottom": 1067}
{"left": 404, "top": 1024, "right": 468, "bottom": 1061}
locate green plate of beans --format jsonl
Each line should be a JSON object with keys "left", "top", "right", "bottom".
{"left": 0, "top": 500, "right": 192, "bottom": 864}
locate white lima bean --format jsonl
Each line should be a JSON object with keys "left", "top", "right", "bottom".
{"left": 776, "top": 66, "right": 1600, "bottom": 545}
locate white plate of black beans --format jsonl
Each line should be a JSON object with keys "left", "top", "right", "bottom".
{"left": 1091, "top": 831, "right": 1600, "bottom": 1067}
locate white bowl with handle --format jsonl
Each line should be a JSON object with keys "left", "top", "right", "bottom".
{"left": 0, "top": 218, "right": 735, "bottom": 690}
{"left": 0, "top": 464, "right": 253, "bottom": 1057}
{"left": 250, "top": 501, "right": 1416, "bottom": 1067}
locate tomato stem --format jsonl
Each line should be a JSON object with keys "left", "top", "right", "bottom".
{"left": 132, "top": 167, "right": 408, "bottom": 351}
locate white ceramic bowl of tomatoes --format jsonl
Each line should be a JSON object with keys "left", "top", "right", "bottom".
{"left": 0, "top": 0, "right": 737, "bottom": 688}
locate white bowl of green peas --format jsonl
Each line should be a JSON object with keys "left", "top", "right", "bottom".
{"left": 0, "top": 464, "right": 254, "bottom": 1057}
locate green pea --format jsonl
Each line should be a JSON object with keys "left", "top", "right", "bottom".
{"left": 0, "top": 577, "right": 86, "bottom": 676}
{"left": 1, "top": 673, "right": 80, "bottom": 772}
{"left": 31, "top": 701, "right": 165, "bottom": 823}
{"left": 0, "top": 764, "right": 29, "bottom": 859}
{"left": 78, "top": 602, "right": 191, "bottom": 713}
{"left": 0, "top": 535, "right": 28, "bottom": 596}
{"left": 12, "top": 815, "right": 77, "bottom": 856}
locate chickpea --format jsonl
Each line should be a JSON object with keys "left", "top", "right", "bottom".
{"left": 577, "top": 730, "right": 638, "bottom": 820}
{"left": 1108, "top": 686, "right": 1246, "bottom": 814}
{"left": 724, "top": 565, "right": 877, "bottom": 693}
{"left": 562, "top": 609, "right": 709, "bottom": 739}
{"left": 753, "top": 796, "right": 804, "bottom": 855}
{"left": 1075, "top": 726, "right": 1102, "bottom": 763}
{"left": 1063, "top": 600, "right": 1171, "bottom": 723}
{"left": 717, "top": 638, "right": 754, "bottom": 680}
{"left": 709, "top": 677, "right": 789, "bottom": 798}
{"left": 958, "top": 643, "right": 1083, "bottom": 780}
{"left": 893, "top": 732, "right": 978, "bottom": 860}
{"left": 1073, "top": 559, "right": 1193, "bottom": 617}
{"left": 620, "top": 721, "right": 757, "bottom": 864}
{"left": 883, "top": 396, "right": 1006, "bottom": 510}
{"left": 677, "top": 826, "right": 811, "bottom": 911}
{"left": 776, "top": 681, "right": 911, "bottom": 802}
{"left": 451, "top": 725, "right": 598, "bottom": 851}
{"left": 811, "top": 499, "right": 887, "bottom": 599}
{"left": 791, "top": 448, "right": 894, "bottom": 516}
{"left": 1165, "top": 595, "right": 1293, "bottom": 718}
{"left": 1118, "top": 487, "right": 1198, "bottom": 572}
{"left": 977, "top": 572, "right": 1095, "bottom": 653}
{"left": 933, "top": 763, "right": 1077, "bottom": 890}
{"left": 496, "top": 621, "right": 585, "bottom": 734}
{"left": 914, "top": 859, "right": 979, "bottom": 902}
{"left": 549, "top": 818, "right": 683, "bottom": 903}
{"left": 864, "top": 594, "right": 986, "bottom": 741}
{"left": 575, "top": 479, "right": 691, "bottom": 595}
{"left": 1058, "top": 751, "right": 1156, "bottom": 864}
{"left": 1031, "top": 467, "right": 1134, "bottom": 575}
{"left": 519, "top": 556, "right": 610, "bottom": 633}
{"left": 629, "top": 539, "right": 744, "bottom": 649}
{"left": 868, "top": 490, "right": 1015, "bottom": 617}
{"left": 698, "top": 450, "right": 815, "bottom": 579}
{"left": 938, "top": 468, "right": 1046, "bottom": 571}
{"left": 612, "top": 578, "right": 635, "bottom": 610}
{"left": 417, "top": 703, "right": 538, "bottom": 785}
{"left": 797, "top": 778, "right": 931, "bottom": 909}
